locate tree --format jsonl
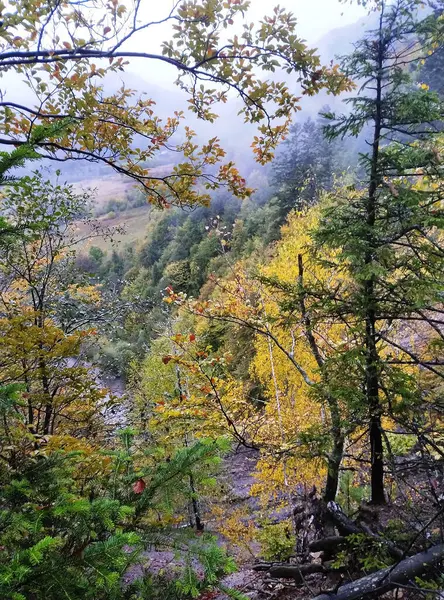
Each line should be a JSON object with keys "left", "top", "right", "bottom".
{"left": 0, "top": 120, "right": 73, "bottom": 240}
{"left": 0, "top": 427, "right": 234, "bottom": 600}
{"left": 313, "top": 0, "right": 444, "bottom": 504}
{"left": 0, "top": 172, "right": 116, "bottom": 441}
{"left": 255, "top": 208, "right": 360, "bottom": 503}
{"left": 129, "top": 333, "right": 210, "bottom": 531}
{"left": 0, "top": 0, "right": 352, "bottom": 206}
{"left": 165, "top": 213, "right": 355, "bottom": 504}
{"left": 268, "top": 112, "right": 345, "bottom": 238}
{"left": 420, "top": 25, "right": 444, "bottom": 97}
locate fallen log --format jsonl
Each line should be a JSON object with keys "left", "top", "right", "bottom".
{"left": 253, "top": 562, "right": 325, "bottom": 582}
{"left": 312, "top": 543, "right": 444, "bottom": 600}
{"left": 326, "top": 502, "right": 404, "bottom": 560}
{"left": 269, "top": 564, "right": 326, "bottom": 582}
{"left": 326, "top": 502, "right": 361, "bottom": 536}
{"left": 253, "top": 563, "right": 276, "bottom": 572}
{"left": 309, "top": 536, "right": 346, "bottom": 553}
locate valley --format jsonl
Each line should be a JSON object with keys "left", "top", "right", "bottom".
{"left": 0, "top": 1, "right": 443, "bottom": 600}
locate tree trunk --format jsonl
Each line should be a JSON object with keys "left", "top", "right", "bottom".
{"left": 40, "top": 357, "right": 52, "bottom": 436}
{"left": 364, "top": 10, "right": 386, "bottom": 505}
{"left": 369, "top": 409, "right": 385, "bottom": 504}
{"left": 324, "top": 403, "right": 345, "bottom": 502}
{"left": 36, "top": 309, "right": 53, "bottom": 436}
{"left": 324, "top": 434, "right": 344, "bottom": 502}
{"left": 297, "top": 254, "right": 345, "bottom": 503}
{"left": 366, "top": 302, "right": 385, "bottom": 504}
{"left": 189, "top": 472, "right": 204, "bottom": 531}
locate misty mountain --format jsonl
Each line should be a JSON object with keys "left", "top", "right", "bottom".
{"left": 8, "top": 11, "right": 380, "bottom": 189}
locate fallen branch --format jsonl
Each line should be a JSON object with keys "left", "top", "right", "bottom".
{"left": 253, "top": 563, "right": 325, "bottom": 582}
{"left": 269, "top": 564, "right": 326, "bottom": 581}
{"left": 309, "top": 536, "right": 346, "bottom": 553}
{"left": 253, "top": 563, "right": 276, "bottom": 572}
{"left": 326, "top": 502, "right": 362, "bottom": 536}
{"left": 326, "top": 502, "right": 404, "bottom": 560}
{"left": 312, "top": 543, "right": 444, "bottom": 600}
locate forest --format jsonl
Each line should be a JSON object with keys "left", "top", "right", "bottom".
{"left": 0, "top": 0, "right": 443, "bottom": 599}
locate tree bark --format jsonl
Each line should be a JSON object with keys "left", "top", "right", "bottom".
{"left": 253, "top": 563, "right": 326, "bottom": 581}
{"left": 324, "top": 421, "right": 344, "bottom": 503}
{"left": 309, "top": 536, "right": 346, "bottom": 553}
{"left": 364, "top": 7, "right": 386, "bottom": 505}
{"left": 189, "top": 471, "right": 204, "bottom": 532}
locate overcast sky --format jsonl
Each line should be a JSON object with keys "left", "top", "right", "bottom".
{"left": 126, "top": 0, "right": 368, "bottom": 85}
{"left": 238, "top": 0, "right": 367, "bottom": 40}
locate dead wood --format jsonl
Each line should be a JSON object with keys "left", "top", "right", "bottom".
{"left": 269, "top": 563, "right": 326, "bottom": 581}
{"left": 252, "top": 563, "right": 326, "bottom": 582}
{"left": 309, "top": 536, "right": 346, "bottom": 553}
{"left": 326, "top": 502, "right": 404, "bottom": 560}
{"left": 312, "top": 543, "right": 444, "bottom": 600}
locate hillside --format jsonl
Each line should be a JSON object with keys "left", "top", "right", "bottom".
{"left": 0, "top": 2, "right": 443, "bottom": 600}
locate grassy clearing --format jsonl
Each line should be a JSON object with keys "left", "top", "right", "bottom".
{"left": 76, "top": 205, "right": 159, "bottom": 253}
{"left": 73, "top": 176, "right": 135, "bottom": 209}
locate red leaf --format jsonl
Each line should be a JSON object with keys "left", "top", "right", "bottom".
{"left": 103, "top": 26, "right": 111, "bottom": 35}
{"left": 133, "top": 479, "right": 146, "bottom": 494}
{"left": 189, "top": 334, "right": 196, "bottom": 342}
{"left": 162, "top": 355, "right": 173, "bottom": 365}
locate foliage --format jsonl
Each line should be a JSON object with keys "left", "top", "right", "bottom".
{"left": 165, "top": 207, "right": 353, "bottom": 503}
{"left": 268, "top": 112, "right": 349, "bottom": 240}
{"left": 0, "top": 0, "right": 352, "bottom": 205}
{"left": 1, "top": 1, "right": 444, "bottom": 596}
{"left": 313, "top": 0, "right": 444, "bottom": 503}
{"left": 210, "top": 505, "right": 257, "bottom": 559}
{"left": 0, "top": 426, "right": 235, "bottom": 600}
{"left": 141, "top": 1, "right": 444, "bottom": 515}
{"left": 0, "top": 172, "right": 117, "bottom": 443}
{"left": 0, "top": 450, "right": 141, "bottom": 600}
{"left": 337, "top": 471, "right": 370, "bottom": 515}
{"left": 0, "top": 120, "right": 74, "bottom": 241}
{"left": 256, "top": 520, "right": 296, "bottom": 562}
{"left": 385, "top": 433, "right": 417, "bottom": 457}
{"left": 332, "top": 533, "right": 391, "bottom": 571}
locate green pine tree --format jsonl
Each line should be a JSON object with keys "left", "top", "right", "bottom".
{"left": 314, "top": 0, "right": 444, "bottom": 503}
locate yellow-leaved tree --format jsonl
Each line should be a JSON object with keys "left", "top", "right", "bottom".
{"left": 166, "top": 204, "right": 363, "bottom": 504}
{"left": 0, "top": 173, "right": 115, "bottom": 464}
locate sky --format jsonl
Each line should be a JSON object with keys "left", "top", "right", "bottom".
{"left": 125, "top": 0, "right": 368, "bottom": 86}
{"left": 239, "top": 0, "right": 367, "bottom": 40}
{"left": 2, "top": 0, "right": 369, "bottom": 163}
{"left": 3, "top": 0, "right": 368, "bottom": 105}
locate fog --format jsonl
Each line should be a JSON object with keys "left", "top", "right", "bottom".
{"left": 123, "top": 0, "right": 368, "bottom": 86}
{"left": 4, "top": 0, "right": 371, "bottom": 185}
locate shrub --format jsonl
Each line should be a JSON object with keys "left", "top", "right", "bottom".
{"left": 0, "top": 429, "right": 235, "bottom": 600}
{"left": 256, "top": 520, "right": 295, "bottom": 562}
